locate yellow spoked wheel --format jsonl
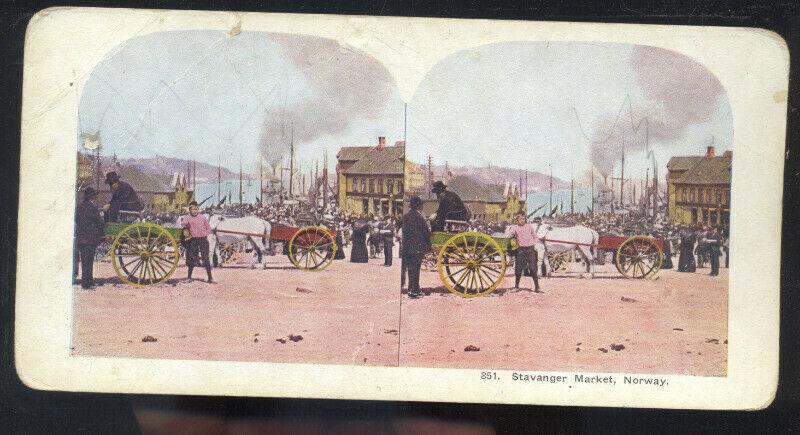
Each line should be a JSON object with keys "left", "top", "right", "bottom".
{"left": 546, "top": 250, "right": 571, "bottom": 273}
{"left": 437, "top": 232, "right": 506, "bottom": 298}
{"left": 288, "top": 226, "right": 337, "bottom": 271}
{"left": 615, "top": 235, "right": 663, "bottom": 279}
{"left": 111, "top": 222, "right": 180, "bottom": 286}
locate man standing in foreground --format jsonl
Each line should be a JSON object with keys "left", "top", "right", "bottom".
{"left": 181, "top": 201, "right": 215, "bottom": 284}
{"left": 506, "top": 213, "right": 542, "bottom": 293}
{"left": 75, "top": 187, "right": 105, "bottom": 290}
{"left": 402, "top": 196, "right": 431, "bottom": 298}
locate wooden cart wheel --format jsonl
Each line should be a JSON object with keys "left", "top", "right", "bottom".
{"left": 615, "top": 235, "right": 663, "bottom": 279}
{"left": 111, "top": 222, "right": 180, "bottom": 286}
{"left": 437, "top": 232, "right": 506, "bottom": 298}
{"left": 95, "top": 238, "right": 112, "bottom": 262}
{"left": 217, "top": 241, "right": 245, "bottom": 265}
{"left": 421, "top": 250, "right": 437, "bottom": 271}
{"left": 288, "top": 226, "right": 337, "bottom": 271}
{"left": 546, "top": 250, "right": 570, "bottom": 273}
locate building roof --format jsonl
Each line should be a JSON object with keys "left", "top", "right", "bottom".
{"left": 675, "top": 153, "right": 732, "bottom": 185}
{"left": 337, "top": 147, "right": 371, "bottom": 162}
{"left": 343, "top": 145, "right": 405, "bottom": 175}
{"left": 441, "top": 175, "right": 508, "bottom": 203}
{"left": 667, "top": 156, "right": 704, "bottom": 172}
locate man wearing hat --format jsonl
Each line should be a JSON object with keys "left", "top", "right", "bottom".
{"left": 402, "top": 196, "right": 431, "bottom": 298}
{"left": 103, "top": 171, "right": 143, "bottom": 222}
{"left": 430, "top": 180, "right": 470, "bottom": 232}
{"left": 75, "top": 187, "right": 105, "bottom": 289}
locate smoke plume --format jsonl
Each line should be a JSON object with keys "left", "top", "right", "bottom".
{"left": 589, "top": 46, "right": 727, "bottom": 176}
{"left": 259, "top": 34, "right": 396, "bottom": 164}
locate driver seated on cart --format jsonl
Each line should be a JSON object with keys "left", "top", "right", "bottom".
{"left": 430, "top": 180, "right": 470, "bottom": 232}
{"left": 102, "top": 171, "right": 143, "bottom": 222}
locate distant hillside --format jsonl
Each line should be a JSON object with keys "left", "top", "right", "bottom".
{"left": 114, "top": 156, "right": 239, "bottom": 182}
{"left": 414, "top": 162, "right": 570, "bottom": 193}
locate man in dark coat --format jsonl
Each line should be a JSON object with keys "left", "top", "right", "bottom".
{"left": 677, "top": 227, "right": 697, "bottom": 272}
{"left": 75, "top": 187, "right": 105, "bottom": 289}
{"left": 350, "top": 219, "right": 370, "bottom": 263}
{"left": 402, "top": 196, "right": 431, "bottom": 298}
{"left": 381, "top": 219, "right": 395, "bottom": 266}
{"left": 103, "top": 171, "right": 143, "bottom": 222}
{"left": 430, "top": 181, "right": 470, "bottom": 232}
{"left": 703, "top": 227, "right": 722, "bottom": 276}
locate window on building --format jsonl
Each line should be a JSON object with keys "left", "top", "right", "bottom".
{"left": 398, "top": 180, "right": 404, "bottom": 194}
{"left": 689, "top": 188, "right": 695, "bottom": 203}
{"left": 369, "top": 178, "right": 374, "bottom": 193}
{"left": 387, "top": 178, "right": 394, "bottom": 196}
{"left": 716, "top": 190, "right": 722, "bottom": 203}
{"left": 706, "top": 189, "right": 712, "bottom": 204}
{"left": 361, "top": 177, "right": 366, "bottom": 193}
{"left": 681, "top": 188, "right": 686, "bottom": 202}
{"left": 378, "top": 177, "right": 384, "bottom": 194}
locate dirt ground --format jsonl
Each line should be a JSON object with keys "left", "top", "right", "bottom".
{"left": 72, "top": 247, "right": 727, "bottom": 376}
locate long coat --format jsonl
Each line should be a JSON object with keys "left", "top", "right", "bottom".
{"left": 107, "top": 180, "right": 143, "bottom": 221}
{"left": 334, "top": 232, "right": 346, "bottom": 260}
{"left": 677, "top": 232, "right": 697, "bottom": 272}
{"left": 350, "top": 224, "right": 370, "bottom": 263}
{"left": 402, "top": 210, "right": 432, "bottom": 257}
{"left": 432, "top": 190, "right": 470, "bottom": 232}
{"left": 75, "top": 200, "right": 105, "bottom": 245}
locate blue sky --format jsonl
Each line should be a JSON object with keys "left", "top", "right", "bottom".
{"left": 79, "top": 31, "right": 732, "bottom": 182}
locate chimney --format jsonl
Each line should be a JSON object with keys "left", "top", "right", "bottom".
{"left": 377, "top": 136, "right": 386, "bottom": 150}
{"left": 706, "top": 145, "right": 715, "bottom": 159}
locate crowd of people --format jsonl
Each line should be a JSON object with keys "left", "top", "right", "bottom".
{"left": 74, "top": 171, "right": 727, "bottom": 293}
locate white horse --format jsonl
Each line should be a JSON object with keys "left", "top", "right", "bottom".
{"left": 207, "top": 214, "right": 272, "bottom": 269}
{"left": 535, "top": 223, "right": 600, "bottom": 278}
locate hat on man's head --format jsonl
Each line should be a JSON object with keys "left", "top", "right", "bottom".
{"left": 431, "top": 181, "right": 447, "bottom": 194}
{"left": 410, "top": 195, "right": 423, "bottom": 210}
{"left": 104, "top": 171, "right": 120, "bottom": 185}
{"left": 82, "top": 186, "right": 99, "bottom": 200}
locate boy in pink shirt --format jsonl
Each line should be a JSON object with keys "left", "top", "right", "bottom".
{"left": 506, "top": 213, "right": 541, "bottom": 292}
{"left": 181, "top": 201, "right": 214, "bottom": 283}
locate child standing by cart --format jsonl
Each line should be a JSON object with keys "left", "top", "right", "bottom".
{"left": 181, "top": 201, "right": 215, "bottom": 284}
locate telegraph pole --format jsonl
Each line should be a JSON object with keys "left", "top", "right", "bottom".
{"left": 590, "top": 166, "right": 595, "bottom": 214}
{"left": 260, "top": 154, "right": 264, "bottom": 204}
{"left": 548, "top": 163, "right": 553, "bottom": 213}
{"left": 289, "top": 124, "right": 295, "bottom": 198}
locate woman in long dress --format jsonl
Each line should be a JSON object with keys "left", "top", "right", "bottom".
{"left": 350, "top": 220, "right": 369, "bottom": 263}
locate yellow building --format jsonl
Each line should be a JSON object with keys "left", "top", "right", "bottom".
{"left": 336, "top": 137, "right": 405, "bottom": 216}
{"left": 99, "top": 173, "right": 195, "bottom": 214}
{"left": 405, "top": 161, "right": 427, "bottom": 192}
{"left": 667, "top": 147, "right": 731, "bottom": 227}
{"left": 420, "top": 175, "right": 526, "bottom": 223}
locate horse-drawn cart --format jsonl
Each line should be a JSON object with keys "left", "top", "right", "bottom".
{"left": 101, "top": 216, "right": 337, "bottom": 286}
{"left": 427, "top": 221, "right": 664, "bottom": 299}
